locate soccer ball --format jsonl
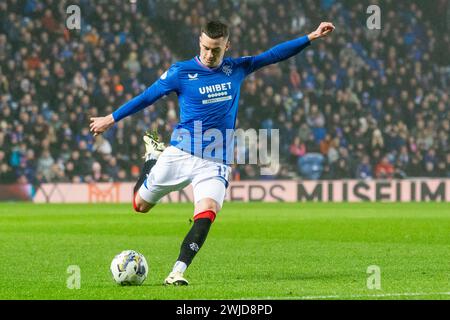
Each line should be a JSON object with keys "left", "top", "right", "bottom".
{"left": 110, "top": 250, "right": 148, "bottom": 286}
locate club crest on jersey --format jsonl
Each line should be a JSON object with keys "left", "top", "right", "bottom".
{"left": 188, "top": 73, "right": 198, "bottom": 80}
{"left": 222, "top": 64, "right": 232, "bottom": 76}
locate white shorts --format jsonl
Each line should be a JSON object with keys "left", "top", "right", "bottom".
{"left": 138, "top": 146, "right": 231, "bottom": 208}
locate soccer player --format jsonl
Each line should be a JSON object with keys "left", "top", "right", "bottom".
{"left": 90, "top": 20, "right": 335, "bottom": 285}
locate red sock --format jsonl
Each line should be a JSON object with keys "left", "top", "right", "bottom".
{"left": 194, "top": 210, "right": 216, "bottom": 223}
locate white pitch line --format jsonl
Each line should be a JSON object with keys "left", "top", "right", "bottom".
{"left": 239, "top": 292, "right": 450, "bottom": 300}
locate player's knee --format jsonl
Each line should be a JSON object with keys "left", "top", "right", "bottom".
{"left": 135, "top": 201, "right": 155, "bottom": 213}
{"left": 194, "top": 198, "right": 220, "bottom": 222}
{"left": 134, "top": 203, "right": 150, "bottom": 213}
{"left": 196, "top": 198, "right": 219, "bottom": 212}
{"left": 133, "top": 195, "right": 153, "bottom": 213}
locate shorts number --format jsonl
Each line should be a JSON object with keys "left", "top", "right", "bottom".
{"left": 218, "top": 165, "right": 228, "bottom": 179}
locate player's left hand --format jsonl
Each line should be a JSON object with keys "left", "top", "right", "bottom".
{"left": 308, "top": 22, "right": 335, "bottom": 41}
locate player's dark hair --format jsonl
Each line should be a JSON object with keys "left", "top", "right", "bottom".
{"left": 201, "top": 20, "right": 229, "bottom": 39}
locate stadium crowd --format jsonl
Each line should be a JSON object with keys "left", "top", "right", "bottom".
{"left": 0, "top": 0, "right": 449, "bottom": 187}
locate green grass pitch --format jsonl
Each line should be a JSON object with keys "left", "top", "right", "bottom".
{"left": 0, "top": 202, "right": 448, "bottom": 300}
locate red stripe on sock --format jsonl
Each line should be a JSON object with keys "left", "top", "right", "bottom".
{"left": 194, "top": 210, "right": 216, "bottom": 223}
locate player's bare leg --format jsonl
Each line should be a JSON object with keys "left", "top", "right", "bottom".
{"left": 132, "top": 130, "right": 165, "bottom": 213}
{"left": 164, "top": 197, "right": 220, "bottom": 286}
{"left": 133, "top": 193, "right": 156, "bottom": 213}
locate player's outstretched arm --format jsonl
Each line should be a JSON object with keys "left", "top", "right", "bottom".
{"left": 89, "top": 84, "right": 166, "bottom": 137}
{"left": 89, "top": 88, "right": 160, "bottom": 137}
{"left": 244, "top": 21, "right": 335, "bottom": 75}
{"left": 89, "top": 64, "right": 180, "bottom": 137}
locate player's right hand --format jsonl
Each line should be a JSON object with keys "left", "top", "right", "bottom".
{"left": 89, "top": 114, "right": 115, "bottom": 137}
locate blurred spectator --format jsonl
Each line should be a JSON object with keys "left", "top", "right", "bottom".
{"left": 93, "top": 135, "right": 112, "bottom": 155}
{"left": 241, "top": 164, "right": 260, "bottom": 180}
{"left": 355, "top": 155, "right": 373, "bottom": 180}
{"left": 319, "top": 134, "right": 332, "bottom": 155}
{"left": 371, "top": 129, "right": 384, "bottom": 152}
{"left": 0, "top": 163, "right": 15, "bottom": 183}
{"left": 332, "top": 158, "right": 351, "bottom": 179}
{"left": 423, "top": 161, "right": 438, "bottom": 178}
{"left": 130, "top": 165, "right": 140, "bottom": 181}
{"left": 375, "top": 156, "right": 395, "bottom": 179}
{"left": 36, "top": 150, "right": 54, "bottom": 181}
{"left": 87, "top": 161, "right": 104, "bottom": 183}
{"left": 407, "top": 155, "right": 424, "bottom": 177}
{"left": 289, "top": 136, "right": 306, "bottom": 162}
{"left": 116, "top": 169, "right": 129, "bottom": 182}
{"left": 104, "top": 157, "right": 120, "bottom": 181}
{"left": 327, "top": 137, "right": 340, "bottom": 165}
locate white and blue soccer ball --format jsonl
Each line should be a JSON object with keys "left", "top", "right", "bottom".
{"left": 110, "top": 250, "right": 148, "bottom": 286}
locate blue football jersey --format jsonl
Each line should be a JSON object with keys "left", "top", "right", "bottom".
{"left": 112, "top": 35, "right": 311, "bottom": 163}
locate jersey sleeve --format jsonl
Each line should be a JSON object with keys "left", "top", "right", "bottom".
{"left": 112, "top": 64, "right": 180, "bottom": 122}
{"left": 240, "top": 35, "right": 311, "bottom": 76}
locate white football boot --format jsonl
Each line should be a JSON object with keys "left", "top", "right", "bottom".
{"left": 164, "top": 271, "right": 189, "bottom": 286}
{"left": 143, "top": 130, "right": 166, "bottom": 160}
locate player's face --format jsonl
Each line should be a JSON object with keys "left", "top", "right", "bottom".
{"left": 199, "top": 33, "right": 229, "bottom": 68}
